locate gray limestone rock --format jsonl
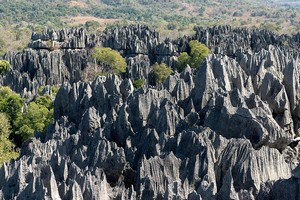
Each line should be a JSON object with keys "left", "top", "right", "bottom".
{"left": 2, "top": 25, "right": 300, "bottom": 200}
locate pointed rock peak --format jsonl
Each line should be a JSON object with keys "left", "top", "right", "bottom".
{"left": 92, "top": 76, "right": 107, "bottom": 85}
{"left": 183, "top": 64, "right": 192, "bottom": 75}
{"left": 218, "top": 168, "right": 238, "bottom": 200}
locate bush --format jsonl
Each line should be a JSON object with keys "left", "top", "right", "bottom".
{"left": 133, "top": 79, "right": 144, "bottom": 89}
{"left": 15, "top": 94, "right": 54, "bottom": 142}
{"left": 0, "top": 113, "right": 19, "bottom": 166}
{"left": 177, "top": 52, "right": 190, "bottom": 72}
{"left": 0, "top": 87, "right": 24, "bottom": 123}
{"left": 0, "top": 86, "right": 55, "bottom": 145}
{"left": 177, "top": 40, "right": 210, "bottom": 71}
{"left": 167, "top": 22, "right": 177, "bottom": 30}
{"left": 189, "top": 40, "right": 210, "bottom": 68}
{"left": 0, "top": 60, "right": 11, "bottom": 74}
{"left": 152, "top": 63, "right": 173, "bottom": 85}
{"left": 16, "top": 102, "right": 52, "bottom": 141}
{"left": 92, "top": 47, "right": 127, "bottom": 75}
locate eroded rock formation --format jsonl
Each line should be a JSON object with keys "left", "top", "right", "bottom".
{"left": 1, "top": 25, "right": 300, "bottom": 199}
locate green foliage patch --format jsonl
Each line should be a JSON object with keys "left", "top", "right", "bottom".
{"left": 0, "top": 60, "right": 11, "bottom": 74}
{"left": 133, "top": 79, "right": 144, "bottom": 89}
{"left": 177, "top": 40, "right": 210, "bottom": 72}
{"left": 0, "top": 86, "right": 55, "bottom": 144}
{"left": 92, "top": 47, "right": 127, "bottom": 75}
{"left": 0, "top": 113, "right": 19, "bottom": 166}
{"left": 152, "top": 63, "right": 173, "bottom": 85}
{"left": 0, "top": 87, "right": 24, "bottom": 123}
{"left": 15, "top": 95, "right": 54, "bottom": 142}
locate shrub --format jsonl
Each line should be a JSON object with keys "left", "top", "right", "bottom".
{"left": 85, "top": 20, "right": 100, "bottom": 31}
{"left": 92, "top": 47, "right": 127, "bottom": 75}
{"left": 0, "top": 87, "right": 24, "bottom": 123}
{"left": 177, "top": 52, "right": 190, "bottom": 72}
{"left": 0, "top": 113, "right": 19, "bottom": 166}
{"left": 133, "top": 79, "right": 144, "bottom": 89}
{"left": 167, "top": 22, "right": 177, "bottom": 30}
{"left": 189, "top": 40, "right": 210, "bottom": 68}
{"left": 16, "top": 101, "right": 53, "bottom": 142}
{"left": 177, "top": 40, "right": 210, "bottom": 71}
{"left": 0, "top": 60, "right": 11, "bottom": 74}
{"left": 0, "top": 86, "right": 55, "bottom": 145}
{"left": 152, "top": 63, "right": 173, "bottom": 85}
{"left": 15, "top": 94, "right": 54, "bottom": 142}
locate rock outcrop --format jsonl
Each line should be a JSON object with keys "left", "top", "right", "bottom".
{"left": 1, "top": 24, "right": 300, "bottom": 199}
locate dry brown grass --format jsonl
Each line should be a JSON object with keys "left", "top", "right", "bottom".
{"left": 62, "top": 16, "right": 119, "bottom": 26}
{"left": 176, "top": 3, "right": 198, "bottom": 17}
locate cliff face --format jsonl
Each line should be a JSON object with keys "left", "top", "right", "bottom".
{"left": 1, "top": 25, "right": 300, "bottom": 199}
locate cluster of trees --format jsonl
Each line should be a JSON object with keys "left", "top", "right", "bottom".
{"left": 177, "top": 40, "right": 210, "bottom": 72}
{"left": 147, "top": 40, "right": 210, "bottom": 86}
{"left": 0, "top": 86, "right": 56, "bottom": 164}
{"left": 0, "top": 60, "right": 10, "bottom": 74}
{"left": 15, "top": 94, "right": 54, "bottom": 142}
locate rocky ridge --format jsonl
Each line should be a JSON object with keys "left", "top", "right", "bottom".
{"left": 1, "top": 25, "right": 300, "bottom": 199}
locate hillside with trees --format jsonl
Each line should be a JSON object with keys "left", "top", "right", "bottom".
{"left": 0, "top": 0, "right": 300, "bottom": 53}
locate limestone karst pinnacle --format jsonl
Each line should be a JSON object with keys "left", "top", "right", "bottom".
{"left": 1, "top": 25, "right": 300, "bottom": 199}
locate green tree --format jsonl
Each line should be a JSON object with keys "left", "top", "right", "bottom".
{"left": 0, "top": 60, "right": 11, "bottom": 75}
{"left": 152, "top": 63, "right": 173, "bottom": 85}
{"left": 92, "top": 47, "right": 127, "bottom": 75}
{"left": 133, "top": 79, "right": 144, "bottom": 89}
{"left": 0, "top": 86, "right": 55, "bottom": 144}
{"left": 177, "top": 52, "right": 190, "bottom": 72}
{"left": 15, "top": 95, "right": 54, "bottom": 142}
{"left": 0, "top": 113, "right": 19, "bottom": 166}
{"left": 189, "top": 40, "right": 210, "bottom": 68}
{"left": 0, "top": 87, "right": 24, "bottom": 124}
{"left": 177, "top": 40, "right": 210, "bottom": 71}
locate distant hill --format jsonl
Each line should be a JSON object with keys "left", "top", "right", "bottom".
{"left": 0, "top": 0, "right": 299, "bottom": 52}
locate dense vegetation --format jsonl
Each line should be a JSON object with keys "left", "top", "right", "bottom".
{"left": 0, "top": 113, "right": 19, "bottom": 166}
{"left": 0, "top": 86, "right": 56, "bottom": 150}
{"left": 15, "top": 94, "right": 54, "bottom": 142}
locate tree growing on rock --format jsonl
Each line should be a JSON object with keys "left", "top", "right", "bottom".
{"left": 0, "top": 60, "right": 11, "bottom": 74}
{"left": 151, "top": 63, "right": 173, "bottom": 85}
{"left": 0, "top": 87, "right": 24, "bottom": 123}
{"left": 177, "top": 40, "right": 210, "bottom": 72}
{"left": 92, "top": 47, "right": 127, "bottom": 75}
{"left": 133, "top": 78, "right": 145, "bottom": 89}
{"left": 0, "top": 113, "right": 19, "bottom": 166}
